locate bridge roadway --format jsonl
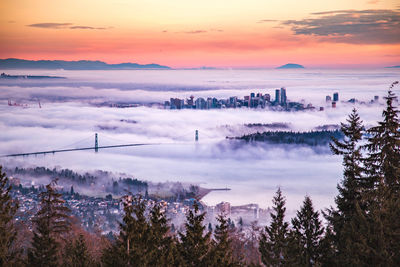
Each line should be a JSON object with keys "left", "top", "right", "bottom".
{"left": 1, "top": 143, "right": 158, "bottom": 158}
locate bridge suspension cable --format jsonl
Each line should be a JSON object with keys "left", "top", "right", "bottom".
{"left": 0, "top": 130, "right": 204, "bottom": 158}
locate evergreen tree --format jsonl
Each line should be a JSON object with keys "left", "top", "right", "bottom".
{"left": 317, "top": 224, "right": 337, "bottom": 267}
{"left": 178, "top": 201, "right": 211, "bottom": 266}
{"left": 28, "top": 180, "right": 71, "bottom": 267}
{"left": 364, "top": 81, "right": 400, "bottom": 191}
{"left": 147, "top": 202, "right": 180, "bottom": 267}
{"left": 325, "top": 108, "right": 365, "bottom": 264}
{"left": 0, "top": 166, "right": 21, "bottom": 266}
{"left": 103, "top": 195, "right": 151, "bottom": 266}
{"left": 63, "top": 234, "right": 92, "bottom": 267}
{"left": 290, "top": 196, "right": 324, "bottom": 267}
{"left": 364, "top": 82, "right": 400, "bottom": 193}
{"left": 209, "top": 212, "right": 238, "bottom": 267}
{"left": 259, "top": 188, "right": 289, "bottom": 267}
{"left": 359, "top": 81, "right": 400, "bottom": 265}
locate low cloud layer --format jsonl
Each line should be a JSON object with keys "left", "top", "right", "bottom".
{"left": 282, "top": 9, "right": 400, "bottom": 44}
{"left": 0, "top": 69, "right": 398, "bottom": 210}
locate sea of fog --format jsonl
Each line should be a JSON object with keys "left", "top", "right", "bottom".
{"left": 0, "top": 68, "right": 399, "bottom": 214}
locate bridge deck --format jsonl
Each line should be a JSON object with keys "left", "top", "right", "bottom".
{"left": 1, "top": 143, "right": 158, "bottom": 158}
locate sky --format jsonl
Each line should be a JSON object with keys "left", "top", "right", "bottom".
{"left": 0, "top": 0, "right": 400, "bottom": 68}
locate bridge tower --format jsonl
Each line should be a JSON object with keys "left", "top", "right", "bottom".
{"left": 195, "top": 130, "right": 199, "bottom": 142}
{"left": 95, "top": 133, "right": 98, "bottom": 153}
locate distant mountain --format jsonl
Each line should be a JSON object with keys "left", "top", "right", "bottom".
{"left": 1, "top": 73, "right": 65, "bottom": 79}
{"left": 0, "top": 58, "right": 171, "bottom": 70}
{"left": 276, "top": 63, "right": 305, "bottom": 69}
{"left": 385, "top": 65, "right": 400, "bottom": 68}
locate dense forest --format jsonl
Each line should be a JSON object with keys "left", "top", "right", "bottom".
{"left": 0, "top": 82, "right": 399, "bottom": 266}
{"left": 8, "top": 166, "right": 201, "bottom": 202}
{"left": 244, "top": 123, "right": 291, "bottom": 129}
{"left": 234, "top": 130, "right": 344, "bottom": 146}
{"left": 12, "top": 167, "right": 98, "bottom": 185}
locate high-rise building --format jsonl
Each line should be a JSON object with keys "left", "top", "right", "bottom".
{"left": 170, "top": 98, "right": 184, "bottom": 109}
{"left": 275, "top": 89, "right": 280, "bottom": 103}
{"left": 264, "top": 93, "right": 271, "bottom": 102}
{"left": 195, "top": 98, "right": 207, "bottom": 109}
{"left": 333, "top": 92, "right": 339, "bottom": 102}
{"left": 326, "top": 95, "right": 332, "bottom": 102}
{"left": 206, "top": 98, "right": 213, "bottom": 109}
{"left": 229, "top": 96, "right": 237, "bottom": 108}
{"left": 187, "top": 95, "right": 194, "bottom": 106}
{"left": 212, "top": 97, "right": 218, "bottom": 108}
{"left": 280, "top": 87, "right": 287, "bottom": 104}
{"left": 164, "top": 101, "right": 170, "bottom": 109}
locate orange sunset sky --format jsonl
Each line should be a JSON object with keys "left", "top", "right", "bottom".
{"left": 0, "top": 0, "right": 399, "bottom": 68}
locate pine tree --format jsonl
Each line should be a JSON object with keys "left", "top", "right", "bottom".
{"left": 318, "top": 224, "right": 337, "bottom": 267}
{"left": 63, "top": 234, "right": 92, "bottom": 267}
{"left": 325, "top": 108, "right": 365, "bottom": 264}
{"left": 209, "top": 212, "right": 238, "bottom": 267}
{"left": 147, "top": 202, "right": 179, "bottom": 267}
{"left": 360, "top": 81, "right": 400, "bottom": 265}
{"left": 364, "top": 81, "right": 400, "bottom": 192}
{"left": 0, "top": 166, "right": 21, "bottom": 266}
{"left": 290, "top": 196, "right": 324, "bottom": 267}
{"left": 105, "top": 195, "right": 151, "bottom": 266}
{"left": 28, "top": 180, "right": 71, "bottom": 267}
{"left": 259, "top": 188, "right": 289, "bottom": 267}
{"left": 178, "top": 201, "right": 211, "bottom": 266}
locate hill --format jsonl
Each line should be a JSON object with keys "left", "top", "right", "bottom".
{"left": 385, "top": 65, "right": 400, "bottom": 68}
{"left": 231, "top": 130, "right": 343, "bottom": 146}
{"left": 276, "top": 63, "right": 305, "bottom": 69}
{"left": 0, "top": 58, "right": 171, "bottom": 70}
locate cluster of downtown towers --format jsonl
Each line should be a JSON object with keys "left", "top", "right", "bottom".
{"left": 165, "top": 87, "right": 294, "bottom": 110}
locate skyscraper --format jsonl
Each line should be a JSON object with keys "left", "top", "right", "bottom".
{"left": 275, "top": 89, "right": 280, "bottom": 103}
{"left": 195, "top": 98, "right": 206, "bottom": 109}
{"left": 333, "top": 92, "right": 339, "bottom": 102}
{"left": 280, "top": 87, "right": 287, "bottom": 105}
{"left": 326, "top": 95, "right": 332, "bottom": 102}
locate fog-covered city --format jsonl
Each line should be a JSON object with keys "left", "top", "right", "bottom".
{"left": 1, "top": 68, "right": 398, "bottom": 214}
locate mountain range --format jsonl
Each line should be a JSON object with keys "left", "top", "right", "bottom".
{"left": 0, "top": 58, "right": 171, "bottom": 70}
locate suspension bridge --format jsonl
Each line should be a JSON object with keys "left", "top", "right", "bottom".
{"left": 1, "top": 130, "right": 201, "bottom": 158}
